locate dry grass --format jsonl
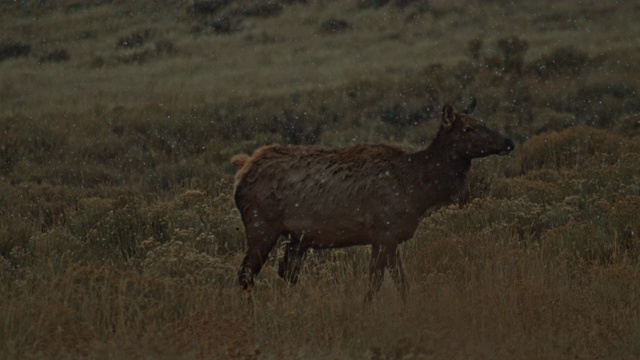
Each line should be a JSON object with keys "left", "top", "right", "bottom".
{"left": 2, "top": 0, "right": 640, "bottom": 359}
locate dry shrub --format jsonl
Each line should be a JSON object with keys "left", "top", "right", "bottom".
{"left": 540, "top": 196, "right": 640, "bottom": 264}
{"left": 321, "top": 19, "right": 350, "bottom": 34}
{"left": 466, "top": 38, "right": 483, "bottom": 61}
{"left": 231, "top": 2, "right": 283, "bottom": 18}
{"left": 356, "top": 0, "right": 390, "bottom": 8}
{"left": 573, "top": 82, "right": 639, "bottom": 127}
{"left": 529, "top": 45, "right": 591, "bottom": 78}
{"left": 112, "top": 30, "right": 178, "bottom": 64}
{"left": 0, "top": 213, "right": 35, "bottom": 260}
{"left": 541, "top": 221, "right": 612, "bottom": 265}
{"left": 154, "top": 39, "right": 176, "bottom": 55}
{"left": 576, "top": 152, "right": 640, "bottom": 200}
{"left": 491, "top": 172, "right": 566, "bottom": 204}
{"left": 190, "top": 1, "right": 284, "bottom": 36}
{"left": 0, "top": 115, "right": 68, "bottom": 175}
{"left": 529, "top": 108, "right": 577, "bottom": 134}
{"left": 607, "top": 196, "right": 640, "bottom": 257}
{"left": 0, "top": 183, "right": 77, "bottom": 261}
{"left": 205, "top": 16, "right": 243, "bottom": 34}
{"left": 589, "top": 264, "right": 640, "bottom": 313}
{"left": 27, "top": 229, "right": 79, "bottom": 267}
{"left": 144, "top": 188, "right": 244, "bottom": 256}
{"left": 165, "top": 190, "right": 215, "bottom": 236}
{"left": 116, "top": 29, "right": 153, "bottom": 49}
{"left": 368, "top": 76, "right": 440, "bottom": 130}
{"left": 357, "top": 0, "right": 427, "bottom": 8}
{"left": 420, "top": 197, "right": 571, "bottom": 242}
{"left": 269, "top": 110, "right": 323, "bottom": 145}
{"left": 38, "top": 48, "right": 70, "bottom": 63}
{"left": 210, "top": 192, "right": 245, "bottom": 255}
{"left": 378, "top": 102, "right": 433, "bottom": 128}
{"left": 513, "top": 125, "right": 640, "bottom": 174}
{"left": 614, "top": 113, "right": 640, "bottom": 136}
{"left": 0, "top": 42, "right": 30, "bottom": 61}
{"left": 189, "top": 0, "right": 231, "bottom": 16}
{"left": 142, "top": 241, "right": 234, "bottom": 286}
{"left": 69, "top": 195, "right": 146, "bottom": 263}
{"left": 115, "top": 49, "right": 151, "bottom": 64}
{"left": 484, "top": 36, "right": 529, "bottom": 75}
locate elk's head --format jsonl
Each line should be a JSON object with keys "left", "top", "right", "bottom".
{"left": 441, "top": 99, "right": 514, "bottom": 160}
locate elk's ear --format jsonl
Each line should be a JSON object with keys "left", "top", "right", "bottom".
{"left": 442, "top": 104, "right": 455, "bottom": 126}
{"left": 464, "top": 97, "right": 477, "bottom": 114}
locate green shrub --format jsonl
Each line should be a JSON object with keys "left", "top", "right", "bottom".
{"left": 484, "top": 36, "right": 529, "bottom": 76}
{"left": 70, "top": 195, "right": 145, "bottom": 263}
{"left": 614, "top": 113, "right": 640, "bottom": 136}
{"left": 529, "top": 109, "right": 577, "bottom": 134}
{"left": 0, "top": 42, "right": 30, "bottom": 61}
{"left": 529, "top": 46, "right": 591, "bottom": 78}
{"left": 573, "top": 82, "right": 639, "bottom": 127}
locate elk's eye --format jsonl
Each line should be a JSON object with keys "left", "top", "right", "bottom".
{"left": 463, "top": 126, "right": 474, "bottom": 133}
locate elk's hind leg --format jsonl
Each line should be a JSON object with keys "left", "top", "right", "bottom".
{"left": 387, "top": 247, "right": 408, "bottom": 302}
{"left": 278, "top": 235, "right": 309, "bottom": 284}
{"left": 238, "top": 224, "right": 280, "bottom": 289}
{"left": 365, "top": 244, "right": 406, "bottom": 302}
{"left": 365, "top": 244, "right": 385, "bottom": 302}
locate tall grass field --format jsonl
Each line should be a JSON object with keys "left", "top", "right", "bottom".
{"left": 2, "top": 1, "right": 640, "bottom": 358}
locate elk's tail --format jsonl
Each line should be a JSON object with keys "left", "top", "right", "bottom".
{"left": 231, "top": 154, "right": 250, "bottom": 169}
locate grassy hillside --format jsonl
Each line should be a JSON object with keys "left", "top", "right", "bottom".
{"left": 1, "top": 1, "right": 640, "bottom": 358}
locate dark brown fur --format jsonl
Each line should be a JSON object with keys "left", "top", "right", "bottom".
{"left": 232, "top": 99, "right": 514, "bottom": 301}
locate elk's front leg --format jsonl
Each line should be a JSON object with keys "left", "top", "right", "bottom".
{"left": 365, "top": 244, "right": 407, "bottom": 302}
{"left": 365, "top": 244, "right": 385, "bottom": 302}
{"left": 238, "top": 224, "right": 280, "bottom": 289}
{"left": 278, "top": 237, "right": 309, "bottom": 284}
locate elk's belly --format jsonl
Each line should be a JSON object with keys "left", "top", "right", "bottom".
{"left": 282, "top": 211, "right": 418, "bottom": 248}
{"left": 282, "top": 217, "right": 371, "bottom": 248}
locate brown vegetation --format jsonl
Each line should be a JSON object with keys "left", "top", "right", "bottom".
{"left": 2, "top": 0, "right": 640, "bottom": 358}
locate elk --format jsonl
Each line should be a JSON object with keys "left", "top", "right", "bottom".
{"left": 231, "top": 99, "right": 514, "bottom": 301}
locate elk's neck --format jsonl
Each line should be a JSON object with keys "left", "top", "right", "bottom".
{"left": 406, "top": 133, "right": 471, "bottom": 215}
